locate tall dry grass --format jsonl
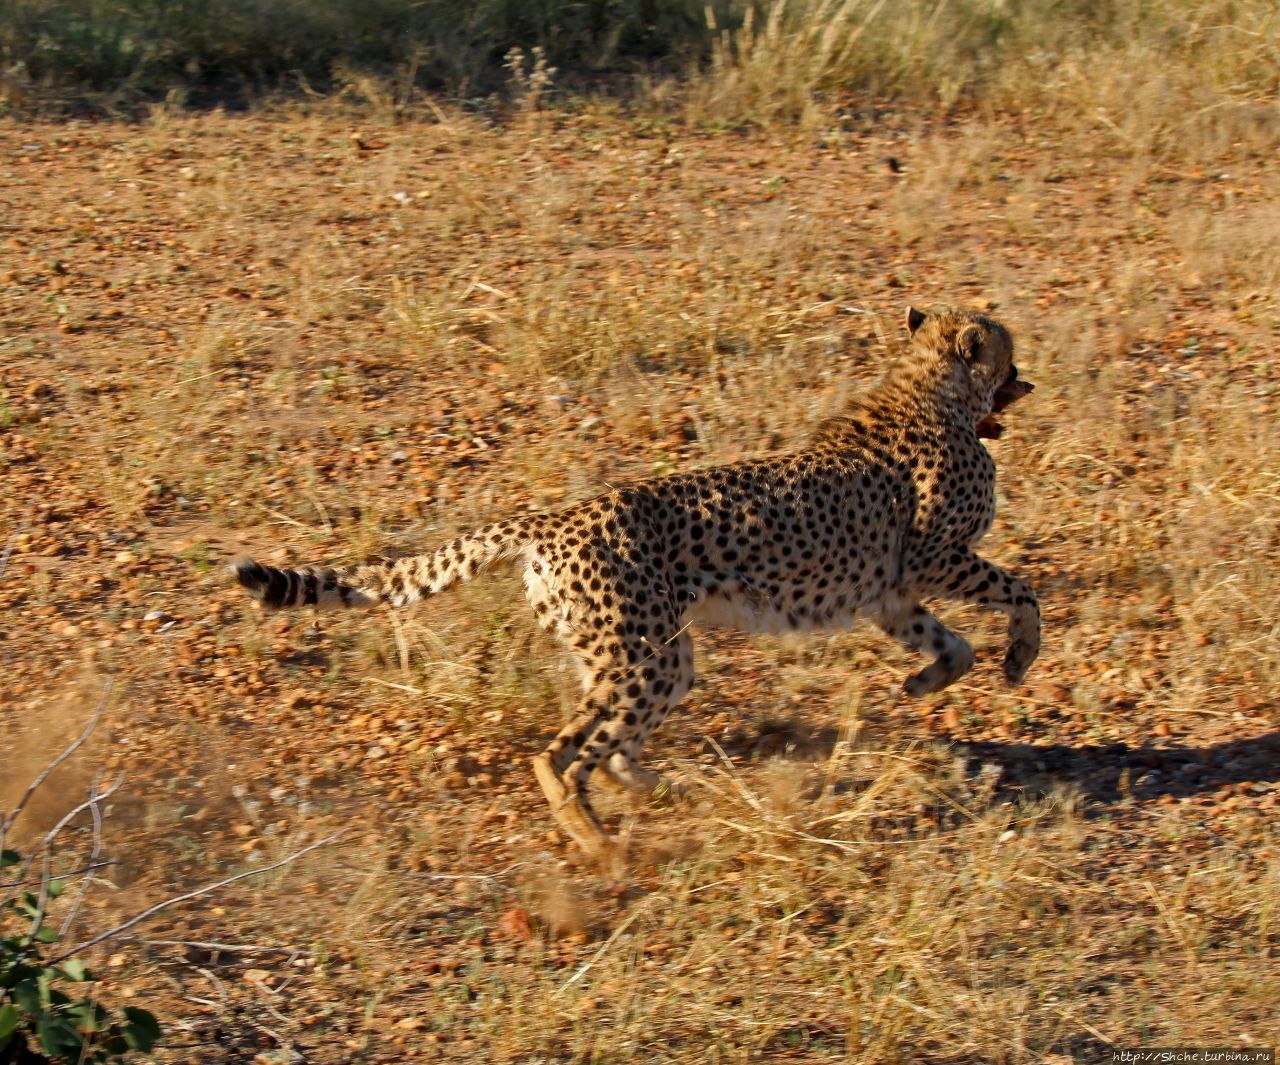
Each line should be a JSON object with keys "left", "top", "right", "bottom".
{"left": 686, "top": 0, "right": 1279, "bottom": 158}
{"left": 3, "top": 0, "right": 1277, "bottom": 148}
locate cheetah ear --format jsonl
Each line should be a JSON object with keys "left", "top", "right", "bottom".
{"left": 905, "top": 306, "right": 927, "bottom": 336}
{"left": 958, "top": 324, "right": 985, "bottom": 363}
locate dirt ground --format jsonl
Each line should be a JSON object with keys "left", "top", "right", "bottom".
{"left": 1, "top": 97, "right": 1277, "bottom": 1062}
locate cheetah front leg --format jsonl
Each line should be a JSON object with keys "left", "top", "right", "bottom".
{"left": 918, "top": 549, "right": 1041, "bottom": 686}
{"left": 596, "top": 755, "right": 685, "bottom": 803}
{"left": 871, "top": 599, "right": 976, "bottom": 697}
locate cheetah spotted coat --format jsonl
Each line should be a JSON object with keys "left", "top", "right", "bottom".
{"left": 235, "top": 307, "right": 1041, "bottom": 858}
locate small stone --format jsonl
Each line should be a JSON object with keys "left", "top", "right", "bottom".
{"left": 497, "top": 907, "right": 535, "bottom": 942}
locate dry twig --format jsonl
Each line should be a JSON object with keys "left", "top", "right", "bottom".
{"left": 49, "top": 833, "right": 344, "bottom": 965}
{"left": 0, "top": 677, "right": 114, "bottom": 852}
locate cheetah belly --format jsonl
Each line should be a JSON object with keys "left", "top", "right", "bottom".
{"left": 684, "top": 580, "right": 868, "bottom": 635}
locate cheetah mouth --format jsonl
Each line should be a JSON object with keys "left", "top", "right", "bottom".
{"left": 977, "top": 366, "right": 1033, "bottom": 440}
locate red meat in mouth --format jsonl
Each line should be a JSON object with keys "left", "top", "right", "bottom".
{"left": 976, "top": 366, "right": 1033, "bottom": 440}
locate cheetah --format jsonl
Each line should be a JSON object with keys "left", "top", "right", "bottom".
{"left": 234, "top": 306, "right": 1040, "bottom": 859}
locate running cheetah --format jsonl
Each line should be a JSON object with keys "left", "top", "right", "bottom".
{"left": 234, "top": 306, "right": 1040, "bottom": 858}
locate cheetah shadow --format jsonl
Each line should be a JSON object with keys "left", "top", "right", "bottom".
{"left": 714, "top": 719, "right": 1280, "bottom": 807}
{"left": 955, "top": 731, "right": 1280, "bottom": 805}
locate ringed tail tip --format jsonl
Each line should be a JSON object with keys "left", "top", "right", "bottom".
{"left": 231, "top": 558, "right": 377, "bottom": 610}
{"left": 233, "top": 558, "right": 278, "bottom": 606}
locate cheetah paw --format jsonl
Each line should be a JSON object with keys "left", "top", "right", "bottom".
{"left": 903, "top": 669, "right": 947, "bottom": 698}
{"left": 648, "top": 776, "right": 688, "bottom": 806}
{"left": 1003, "top": 641, "right": 1037, "bottom": 686}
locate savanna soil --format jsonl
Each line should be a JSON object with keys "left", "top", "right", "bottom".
{"left": 1, "top": 98, "right": 1277, "bottom": 1062}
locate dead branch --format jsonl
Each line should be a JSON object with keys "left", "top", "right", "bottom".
{"left": 4, "top": 777, "right": 125, "bottom": 909}
{"left": 134, "top": 939, "right": 318, "bottom": 956}
{"left": 49, "top": 832, "right": 344, "bottom": 965}
{"left": 59, "top": 777, "right": 108, "bottom": 940}
{"left": 0, "top": 677, "right": 114, "bottom": 850}
{"left": 0, "top": 860, "right": 119, "bottom": 890}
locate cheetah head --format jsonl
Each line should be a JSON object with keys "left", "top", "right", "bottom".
{"left": 906, "top": 306, "right": 1033, "bottom": 439}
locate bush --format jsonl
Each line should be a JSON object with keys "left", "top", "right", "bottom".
{"left": 0, "top": 0, "right": 730, "bottom": 102}
{"left": 688, "top": 0, "right": 1279, "bottom": 124}
{"left": 1, "top": 849, "right": 159, "bottom": 1064}
{"left": 0, "top": 0, "right": 1275, "bottom": 139}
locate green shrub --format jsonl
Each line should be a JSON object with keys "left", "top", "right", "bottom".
{"left": 0, "top": 0, "right": 730, "bottom": 101}
{"left": 0, "top": 0, "right": 1275, "bottom": 134}
{"left": 0, "top": 849, "right": 159, "bottom": 1064}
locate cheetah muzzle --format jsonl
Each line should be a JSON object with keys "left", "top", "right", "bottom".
{"left": 232, "top": 305, "right": 1042, "bottom": 863}
{"left": 977, "top": 364, "right": 1034, "bottom": 439}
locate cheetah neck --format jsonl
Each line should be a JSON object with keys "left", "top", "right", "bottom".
{"left": 864, "top": 358, "right": 992, "bottom": 434}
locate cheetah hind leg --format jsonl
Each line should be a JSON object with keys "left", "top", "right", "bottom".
{"left": 596, "top": 635, "right": 694, "bottom": 806}
{"left": 597, "top": 753, "right": 686, "bottom": 806}
{"left": 531, "top": 750, "right": 614, "bottom": 860}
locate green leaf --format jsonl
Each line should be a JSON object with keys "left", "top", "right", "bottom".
{"left": 0, "top": 1003, "right": 19, "bottom": 1040}
{"left": 0, "top": 849, "right": 18, "bottom": 868}
{"left": 65, "top": 999, "right": 109, "bottom": 1032}
{"left": 1, "top": 957, "right": 37, "bottom": 990}
{"left": 34, "top": 925, "right": 60, "bottom": 944}
{"left": 57, "top": 959, "right": 91, "bottom": 982}
{"left": 37, "top": 1013, "right": 83, "bottom": 1056}
{"left": 13, "top": 977, "right": 40, "bottom": 1012}
{"left": 45, "top": 879, "right": 65, "bottom": 900}
{"left": 122, "top": 1007, "right": 160, "bottom": 1051}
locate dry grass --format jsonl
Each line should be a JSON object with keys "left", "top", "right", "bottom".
{"left": 1, "top": 35, "right": 1278, "bottom": 1064}
{"left": 685, "top": 0, "right": 1279, "bottom": 154}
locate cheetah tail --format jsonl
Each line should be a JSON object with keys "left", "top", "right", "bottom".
{"left": 232, "top": 519, "right": 535, "bottom": 611}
